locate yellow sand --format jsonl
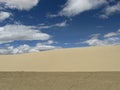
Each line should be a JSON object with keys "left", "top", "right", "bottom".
{"left": 0, "top": 45, "right": 120, "bottom": 71}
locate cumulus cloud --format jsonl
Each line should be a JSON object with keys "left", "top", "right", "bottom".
{"left": 100, "top": 2, "right": 120, "bottom": 18}
{"left": 0, "top": 0, "right": 39, "bottom": 10}
{"left": 0, "top": 43, "right": 58, "bottom": 55}
{"left": 0, "top": 24, "right": 51, "bottom": 44}
{"left": 0, "top": 11, "right": 11, "bottom": 21}
{"left": 83, "top": 29, "right": 120, "bottom": 46}
{"left": 59, "top": 0, "right": 107, "bottom": 17}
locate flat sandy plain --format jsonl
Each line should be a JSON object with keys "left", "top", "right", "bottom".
{"left": 0, "top": 46, "right": 120, "bottom": 90}
{"left": 0, "top": 72, "right": 120, "bottom": 90}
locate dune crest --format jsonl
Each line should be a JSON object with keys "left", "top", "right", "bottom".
{"left": 0, "top": 45, "right": 120, "bottom": 71}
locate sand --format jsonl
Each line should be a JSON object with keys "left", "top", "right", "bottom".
{"left": 0, "top": 72, "right": 120, "bottom": 90}
{"left": 0, "top": 45, "right": 120, "bottom": 71}
{"left": 0, "top": 46, "right": 120, "bottom": 90}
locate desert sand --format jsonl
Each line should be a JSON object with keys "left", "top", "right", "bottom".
{"left": 0, "top": 46, "right": 120, "bottom": 90}
{"left": 0, "top": 72, "right": 120, "bottom": 90}
{"left": 0, "top": 45, "right": 120, "bottom": 71}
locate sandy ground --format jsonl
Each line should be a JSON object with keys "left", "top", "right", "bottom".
{"left": 0, "top": 45, "right": 120, "bottom": 71}
{"left": 0, "top": 72, "right": 120, "bottom": 90}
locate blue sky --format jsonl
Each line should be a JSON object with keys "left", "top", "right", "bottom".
{"left": 0, "top": 0, "right": 120, "bottom": 54}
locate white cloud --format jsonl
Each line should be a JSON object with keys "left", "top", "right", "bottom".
{"left": 34, "top": 40, "right": 55, "bottom": 46}
{"left": 104, "top": 29, "right": 120, "bottom": 38}
{"left": 100, "top": 2, "right": 120, "bottom": 18}
{"left": 0, "top": 0, "right": 39, "bottom": 10}
{"left": 38, "top": 21, "right": 67, "bottom": 29}
{"left": 83, "top": 29, "right": 120, "bottom": 46}
{"left": 42, "top": 40, "right": 54, "bottom": 45}
{"left": 46, "top": 13, "right": 59, "bottom": 18}
{"left": 84, "top": 36, "right": 120, "bottom": 46}
{"left": 0, "top": 11, "right": 11, "bottom": 21}
{"left": 34, "top": 43, "right": 57, "bottom": 51}
{"left": 55, "top": 21, "right": 67, "bottom": 27}
{"left": 59, "top": 0, "right": 107, "bottom": 17}
{"left": 0, "top": 43, "right": 58, "bottom": 54}
{"left": 0, "top": 24, "right": 51, "bottom": 44}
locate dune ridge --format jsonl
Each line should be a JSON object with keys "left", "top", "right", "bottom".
{"left": 0, "top": 45, "right": 120, "bottom": 71}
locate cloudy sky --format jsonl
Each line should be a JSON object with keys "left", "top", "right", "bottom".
{"left": 0, "top": 0, "right": 120, "bottom": 54}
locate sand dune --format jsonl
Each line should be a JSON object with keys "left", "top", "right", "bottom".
{"left": 0, "top": 45, "right": 120, "bottom": 71}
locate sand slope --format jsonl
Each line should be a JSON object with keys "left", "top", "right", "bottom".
{"left": 0, "top": 45, "right": 120, "bottom": 71}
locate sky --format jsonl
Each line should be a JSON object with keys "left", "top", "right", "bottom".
{"left": 0, "top": 0, "right": 120, "bottom": 54}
